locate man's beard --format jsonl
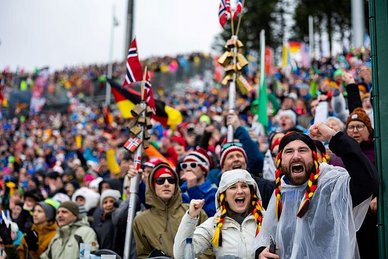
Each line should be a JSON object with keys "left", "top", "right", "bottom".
{"left": 281, "top": 159, "right": 315, "bottom": 185}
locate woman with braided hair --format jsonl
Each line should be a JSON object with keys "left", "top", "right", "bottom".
{"left": 255, "top": 123, "right": 378, "bottom": 259}
{"left": 173, "top": 169, "right": 264, "bottom": 258}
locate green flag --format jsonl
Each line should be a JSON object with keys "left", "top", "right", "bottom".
{"left": 257, "top": 73, "right": 268, "bottom": 129}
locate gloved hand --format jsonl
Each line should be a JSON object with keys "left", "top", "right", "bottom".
{"left": 0, "top": 220, "right": 12, "bottom": 245}
{"left": 24, "top": 230, "right": 39, "bottom": 251}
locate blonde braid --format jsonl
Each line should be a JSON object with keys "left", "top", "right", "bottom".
{"left": 274, "top": 152, "right": 283, "bottom": 221}
{"left": 251, "top": 194, "right": 264, "bottom": 236}
{"left": 212, "top": 192, "right": 227, "bottom": 247}
{"left": 297, "top": 150, "right": 320, "bottom": 217}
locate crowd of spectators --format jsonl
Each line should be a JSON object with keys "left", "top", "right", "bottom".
{"left": 0, "top": 47, "right": 378, "bottom": 258}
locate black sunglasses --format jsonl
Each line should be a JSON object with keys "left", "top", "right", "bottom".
{"left": 154, "top": 176, "right": 176, "bottom": 185}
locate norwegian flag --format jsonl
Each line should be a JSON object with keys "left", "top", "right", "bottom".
{"left": 144, "top": 81, "right": 156, "bottom": 114}
{"left": 232, "top": 0, "right": 243, "bottom": 20}
{"left": 123, "top": 136, "right": 142, "bottom": 152}
{"left": 122, "top": 38, "right": 143, "bottom": 88}
{"left": 218, "top": 0, "right": 231, "bottom": 28}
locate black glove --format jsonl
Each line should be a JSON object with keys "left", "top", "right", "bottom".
{"left": 0, "top": 220, "right": 12, "bottom": 245}
{"left": 24, "top": 230, "right": 39, "bottom": 251}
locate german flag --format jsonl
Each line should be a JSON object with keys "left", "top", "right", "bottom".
{"left": 108, "top": 79, "right": 183, "bottom": 129}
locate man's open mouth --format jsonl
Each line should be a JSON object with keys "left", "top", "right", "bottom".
{"left": 291, "top": 163, "right": 304, "bottom": 174}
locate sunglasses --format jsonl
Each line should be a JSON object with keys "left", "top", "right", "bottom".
{"left": 221, "top": 142, "right": 243, "bottom": 154}
{"left": 154, "top": 176, "right": 176, "bottom": 185}
{"left": 181, "top": 162, "right": 204, "bottom": 170}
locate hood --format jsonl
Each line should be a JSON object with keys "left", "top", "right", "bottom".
{"left": 146, "top": 162, "right": 182, "bottom": 210}
{"left": 72, "top": 187, "right": 100, "bottom": 212}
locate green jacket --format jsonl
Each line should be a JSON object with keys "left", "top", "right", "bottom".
{"left": 133, "top": 166, "right": 210, "bottom": 258}
{"left": 40, "top": 220, "right": 98, "bottom": 259}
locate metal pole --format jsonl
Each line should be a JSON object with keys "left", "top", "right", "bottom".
{"left": 123, "top": 68, "right": 147, "bottom": 259}
{"left": 105, "top": 4, "right": 116, "bottom": 106}
{"left": 227, "top": 35, "right": 238, "bottom": 142}
{"left": 351, "top": 0, "right": 365, "bottom": 48}
{"left": 124, "top": 0, "right": 135, "bottom": 59}
{"left": 259, "top": 30, "right": 265, "bottom": 93}
{"left": 308, "top": 16, "right": 314, "bottom": 64}
{"left": 368, "top": 0, "right": 388, "bottom": 257}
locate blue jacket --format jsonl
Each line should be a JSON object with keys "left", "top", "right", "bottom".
{"left": 235, "top": 126, "right": 264, "bottom": 176}
{"left": 180, "top": 179, "right": 217, "bottom": 217}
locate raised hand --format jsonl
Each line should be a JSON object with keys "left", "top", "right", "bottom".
{"left": 309, "top": 122, "right": 337, "bottom": 143}
{"left": 180, "top": 171, "right": 198, "bottom": 188}
{"left": 127, "top": 164, "right": 143, "bottom": 179}
{"left": 188, "top": 199, "right": 205, "bottom": 218}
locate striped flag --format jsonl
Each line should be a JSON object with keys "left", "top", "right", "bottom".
{"left": 123, "top": 136, "right": 142, "bottom": 152}
{"left": 219, "top": 0, "right": 231, "bottom": 28}
{"left": 144, "top": 81, "right": 156, "bottom": 113}
{"left": 232, "top": 0, "right": 243, "bottom": 20}
{"left": 122, "top": 38, "right": 143, "bottom": 88}
{"left": 123, "top": 38, "right": 155, "bottom": 112}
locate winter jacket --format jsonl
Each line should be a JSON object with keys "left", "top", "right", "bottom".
{"left": 40, "top": 220, "right": 99, "bottom": 259}
{"left": 181, "top": 179, "right": 217, "bottom": 217}
{"left": 92, "top": 210, "right": 115, "bottom": 251}
{"left": 133, "top": 166, "right": 210, "bottom": 258}
{"left": 255, "top": 132, "right": 379, "bottom": 258}
{"left": 174, "top": 212, "right": 259, "bottom": 259}
{"left": 17, "top": 222, "right": 57, "bottom": 259}
{"left": 234, "top": 126, "right": 264, "bottom": 176}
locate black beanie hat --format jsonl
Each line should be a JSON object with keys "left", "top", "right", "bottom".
{"left": 278, "top": 132, "right": 317, "bottom": 153}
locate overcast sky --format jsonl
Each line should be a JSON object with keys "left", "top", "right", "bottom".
{"left": 0, "top": 0, "right": 222, "bottom": 71}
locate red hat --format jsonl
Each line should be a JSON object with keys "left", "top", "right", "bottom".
{"left": 220, "top": 143, "right": 247, "bottom": 169}
{"left": 153, "top": 165, "right": 175, "bottom": 180}
{"left": 171, "top": 136, "right": 187, "bottom": 150}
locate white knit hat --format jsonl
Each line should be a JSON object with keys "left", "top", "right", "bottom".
{"left": 215, "top": 169, "right": 261, "bottom": 209}
{"left": 100, "top": 189, "right": 121, "bottom": 206}
{"left": 277, "top": 109, "right": 297, "bottom": 126}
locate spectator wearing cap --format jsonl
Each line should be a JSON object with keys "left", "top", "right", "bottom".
{"left": 112, "top": 160, "right": 154, "bottom": 258}
{"left": 345, "top": 107, "right": 378, "bottom": 259}
{"left": 92, "top": 189, "right": 121, "bottom": 251}
{"left": 17, "top": 201, "right": 58, "bottom": 259}
{"left": 219, "top": 142, "right": 275, "bottom": 209}
{"left": 23, "top": 190, "right": 44, "bottom": 212}
{"left": 40, "top": 201, "right": 99, "bottom": 259}
{"left": 171, "top": 136, "right": 187, "bottom": 160}
{"left": 72, "top": 187, "right": 100, "bottom": 225}
{"left": 133, "top": 163, "right": 211, "bottom": 258}
{"left": 180, "top": 148, "right": 218, "bottom": 216}
{"left": 276, "top": 109, "right": 298, "bottom": 132}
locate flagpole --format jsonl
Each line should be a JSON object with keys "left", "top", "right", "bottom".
{"left": 105, "top": 4, "right": 117, "bottom": 106}
{"left": 228, "top": 35, "right": 237, "bottom": 142}
{"left": 235, "top": 0, "right": 245, "bottom": 36}
{"left": 259, "top": 30, "right": 265, "bottom": 96}
{"left": 123, "top": 68, "right": 147, "bottom": 259}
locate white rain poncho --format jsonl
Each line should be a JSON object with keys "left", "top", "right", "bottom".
{"left": 255, "top": 163, "right": 371, "bottom": 259}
